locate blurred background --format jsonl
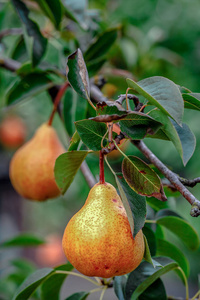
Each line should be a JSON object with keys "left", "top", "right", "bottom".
{"left": 0, "top": 0, "right": 200, "bottom": 299}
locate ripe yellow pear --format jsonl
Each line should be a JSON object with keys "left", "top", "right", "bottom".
{"left": 9, "top": 123, "right": 65, "bottom": 201}
{"left": 62, "top": 182, "right": 144, "bottom": 278}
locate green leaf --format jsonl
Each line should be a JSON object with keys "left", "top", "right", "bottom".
{"left": 119, "top": 112, "right": 162, "bottom": 139}
{"left": 138, "top": 279, "right": 167, "bottom": 300}
{"left": 12, "top": 0, "right": 47, "bottom": 66}
{"left": 143, "top": 235, "right": 155, "bottom": 267}
{"left": 7, "top": 73, "right": 54, "bottom": 105}
{"left": 62, "top": 0, "right": 88, "bottom": 29}
{"left": 67, "top": 49, "right": 90, "bottom": 100}
{"left": 64, "top": 292, "right": 89, "bottom": 300}
{"left": 116, "top": 173, "right": 146, "bottom": 237}
{"left": 34, "top": 0, "right": 62, "bottom": 29}
{"left": 68, "top": 131, "right": 81, "bottom": 151}
{"left": 156, "top": 209, "right": 183, "bottom": 219}
{"left": 122, "top": 156, "right": 167, "bottom": 201}
{"left": 41, "top": 263, "right": 74, "bottom": 300}
{"left": 156, "top": 239, "right": 189, "bottom": 277}
{"left": 114, "top": 175, "right": 134, "bottom": 235}
{"left": 171, "top": 120, "right": 196, "bottom": 165}
{"left": 87, "top": 57, "right": 107, "bottom": 77}
{"left": 8, "top": 259, "right": 36, "bottom": 288}
{"left": 156, "top": 216, "right": 200, "bottom": 250}
{"left": 63, "top": 89, "right": 88, "bottom": 136}
{"left": 54, "top": 150, "right": 89, "bottom": 194}
{"left": 75, "top": 119, "right": 108, "bottom": 151}
{"left": 148, "top": 109, "right": 196, "bottom": 165}
{"left": 105, "top": 158, "right": 134, "bottom": 235}
{"left": 155, "top": 224, "right": 165, "bottom": 240}
{"left": 12, "top": 268, "right": 54, "bottom": 300}
{"left": 146, "top": 197, "right": 169, "bottom": 212}
{"left": 142, "top": 226, "right": 156, "bottom": 256}
{"left": 127, "top": 76, "right": 184, "bottom": 125}
{"left": 125, "top": 257, "right": 179, "bottom": 300}
{"left": 183, "top": 93, "right": 200, "bottom": 111}
{"left": 11, "top": 258, "right": 36, "bottom": 274}
{"left": 114, "top": 275, "right": 128, "bottom": 300}
{"left": 0, "top": 234, "right": 45, "bottom": 247}
{"left": 84, "top": 27, "right": 118, "bottom": 62}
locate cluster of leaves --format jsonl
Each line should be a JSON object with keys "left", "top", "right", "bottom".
{"left": 1, "top": 1, "right": 200, "bottom": 300}
{"left": 54, "top": 48, "right": 198, "bottom": 220}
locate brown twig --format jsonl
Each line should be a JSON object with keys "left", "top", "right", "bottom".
{"left": 0, "top": 28, "right": 23, "bottom": 40}
{"left": 116, "top": 93, "right": 142, "bottom": 111}
{"left": 178, "top": 176, "right": 200, "bottom": 187}
{"left": 48, "top": 81, "right": 69, "bottom": 126}
{"left": 132, "top": 140, "right": 200, "bottom": 217}
{"left": 101, "top": 132, "right": 125, "bottom": 155}
{"left": 0, "top": 57, "right": 21, "bottom": 72}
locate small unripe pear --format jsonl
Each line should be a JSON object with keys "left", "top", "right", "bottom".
{"left": 9, "top": 123, "right": 65, "bottom": 201}
{"left": 62, "top": 182, "right": 144, "bottom": 278}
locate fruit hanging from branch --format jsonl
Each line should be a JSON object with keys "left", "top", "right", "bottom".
{"left": 9, "top": 123, "right": 65, "bottom": 201}
{"left": 62, "top": 150, "right": 144, "bottom": 278}
{"left": 62, "top": 182, "right": 144, "bottom": 278}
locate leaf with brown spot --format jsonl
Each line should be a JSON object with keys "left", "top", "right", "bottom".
{"left": 67, "top": 49, "right": 90, "bottom": 100}
{"left": 122, "top": 156, "right": 167, "bottom": 201}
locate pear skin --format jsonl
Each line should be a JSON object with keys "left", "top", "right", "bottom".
{"left": 9, "top": 123, "right": 65, "bottom": 201}
{"left": 62, "top": 182, "right": 144, "bottom": 278}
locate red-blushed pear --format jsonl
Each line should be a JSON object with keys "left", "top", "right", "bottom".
{"left": 35, "top": 234, "right": 65, "bottom": 267}
{"left": 62, "top": 182, "right": 144, "bottom": 278}
{"left": 0, "top": 115, "right": 26, "bottom": 149}
{"left": 9, "top": 123, "right": 65, "bottom": 201}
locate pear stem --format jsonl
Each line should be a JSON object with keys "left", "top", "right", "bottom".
{"left": 48, "top": 81, "right": 69, "bottom": 126}
{"left": 99, "top": 150, "right": 105, "bottom": 184}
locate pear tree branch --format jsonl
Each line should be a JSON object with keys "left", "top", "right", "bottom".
{"left": 0, "top": 57, "right": 21, "bottom": 72}
{"left": 0, "top": 28, "right": 23, "bottom": 40}
{"left": 80, "top": 161, "right": 96, "bottom": 188}
{"left": 132, "top": 140, "right": 200, "bottom": 217}
{"left": 1, "top": 57, "right": 200, "bottom": 216}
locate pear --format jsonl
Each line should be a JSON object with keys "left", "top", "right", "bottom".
{"left": 62, "top": 182, "right": 144, "bottom": 278}
{"left": 0, "top": 115, "right": 26, "bottom": 149}
{"left": 9, "top": 123, "right": 65, "bottom": 201}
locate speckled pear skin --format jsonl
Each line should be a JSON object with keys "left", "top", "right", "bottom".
{"left": 62, "top": 182, "right": 144, "bottom": 278}
{"left": 9, "top": 123, "right": 65, "bottom": 201}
